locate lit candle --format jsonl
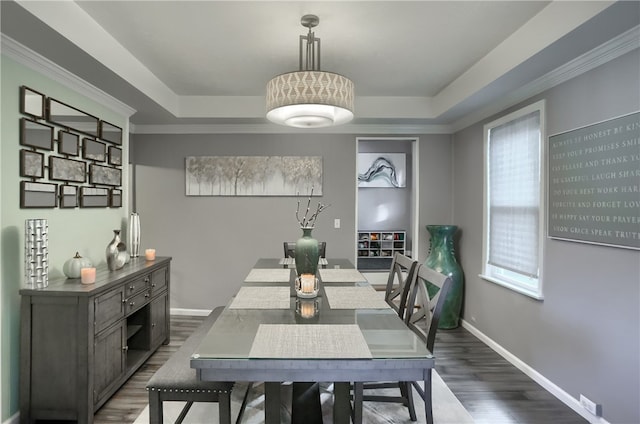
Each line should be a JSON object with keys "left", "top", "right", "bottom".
{"left": 299, "top": 300, "right": 316, "bottom": 318}
{"left": 301, "top": 273, "right": 315, "bottom": 293}
{"left": 145, "top": 249, "right": 156, "bottom": 261}
{"left": 80, "top": 267, "right": 96, "bottom": 285}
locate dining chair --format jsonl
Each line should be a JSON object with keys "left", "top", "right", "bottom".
{"left": 383, "top": 252, "right": 419, "bottom": 318}
{"left": 283, "top": 241, "right": 327, "bottom": 258}
{"left": 351, "top": 263, "right": 453, "bottom": 424}
{"left": 348, "top": 253, "right": 418, "bottom": 421}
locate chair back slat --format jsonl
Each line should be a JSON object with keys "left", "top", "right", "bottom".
{"left": 405, "top": 264, "right": 452, "bottom": 352}
{"left": 384, "top": 253, "right": 418, "bottom": 318}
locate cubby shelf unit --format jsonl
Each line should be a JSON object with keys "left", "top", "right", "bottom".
{"left": 357, "top": 230, "right": 406, "bottom": 270}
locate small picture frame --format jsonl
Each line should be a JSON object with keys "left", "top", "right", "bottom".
{"left": 49, "top": 156, "right": 86, "bottom": 183}
{"left": 48, "top": 98, "right": 99, "bottom": 137}
{"left": 82, "top": 138, "right": 106, "bottom": 162}
{"left": 59, "top": 185, "right": 78, "bottom": 208}
{"left": 110, "top": 189, "right": 122, "bottom": 208}
{"left": 89, "top": 164, "right": 122, "bottom": 187}
{"left": 20, "top": 181, "right": 57, "bottom": 208}
{"left": 59, "top": 131, "right": 80, "bottom": 156}
{"left": 100, "top": 120, "right": 123, "bottom": 145}
{"left": 79, "top": 186, "right": 109, "bottom": 208}
{"left": 20, "top": 86, "right": 45, "bottom": 119}
{"left": 20, "top": 118, "right": 54, "bottom": 151}
{"left": 108, "top": 146, "right": 122, "bottom": 166}
{"left": 20, "top": 150, "right": 44, "bottom": 179}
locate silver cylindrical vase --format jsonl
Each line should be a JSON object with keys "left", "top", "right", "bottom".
{"left": 25, "top": 219, "right": 48, "bottom": 289}
{"left": 128, "top": 213, "right": 141, "bottom": 257}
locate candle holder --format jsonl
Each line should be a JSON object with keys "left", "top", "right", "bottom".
{"left": 294, "top": 273, "right": 319, "bottom": 298}
{"left": 145, "top": 248, "right": 156, "bottom": 261}
{"left": 296, "top": 298, "right": 320, "bottom": 320}
{"left": 80, "top": 267, "right": 96, "bottom": 285}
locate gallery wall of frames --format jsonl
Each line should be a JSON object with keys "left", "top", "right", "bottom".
{"left": 18, "top": 86, "right": 123, "bottom": 209}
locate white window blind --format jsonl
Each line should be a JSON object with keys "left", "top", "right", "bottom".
{"left": 488, "top": 111, "right": 541, "bottom": 278}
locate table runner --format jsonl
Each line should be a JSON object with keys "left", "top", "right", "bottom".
{"left": 324, "top": 286, "right": 390, "bottom": 309}
{"left": 244, "top": 268, "right": 291, "bottom": 282}
{"left": 319, "top": 268, "right": 367, "bottom": 283}
{"left": 228, "top": 287, "right": 291, "bottom": 309}
{"left": 249, "top": 324, "right": 372, "bottom": 358}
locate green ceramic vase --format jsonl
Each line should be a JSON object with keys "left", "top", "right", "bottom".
{"left": 424, "top": 225, "right": 464, "bottom": 329}
{"left": 295, "top": 227, "right": 319, "bottom": 276}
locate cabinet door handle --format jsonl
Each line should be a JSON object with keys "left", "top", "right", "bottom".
{"left": 129, "top": 285, "right": 135, "bottom": 291}
{"left": 145, "top": 293, "right": 150, "bottom": 298}
{"left": 122, "top": 345, "right": 129, "bottom": 351}
{"left": 122, "top": 299, "right": 127, "bottom": 304}
{"left": 151, "top": 323, "right": 156, "bottom": 327}
{"left": 145, "top": 277, "right": 150, "bottom": 283}
{"left": 151, "top": 283, "right": 156, "bottom": 288}
{"left": 129, "top": 301, "right": 135, "bottom": 307}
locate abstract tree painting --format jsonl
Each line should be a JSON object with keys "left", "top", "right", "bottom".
{"left": 185, "top": 156, "right": 322, "bottom": 196}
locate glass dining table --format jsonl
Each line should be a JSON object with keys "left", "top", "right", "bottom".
{"left": 190, "top": 258, "right": 434, "bottom": 424}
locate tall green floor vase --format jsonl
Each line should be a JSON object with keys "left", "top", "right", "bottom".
{"left": 295, "top": 227, "right": 319, "bottom": 276}
{"left": 424, "top": 225, "right": 464, "bottom": 329}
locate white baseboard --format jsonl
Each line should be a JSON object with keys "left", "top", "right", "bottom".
{"left": 3, "top": 412, "right": 19, "bottom": 424}
{"left": 170, "top": 307, "right": 212, "bottom": 316}
{"left": 460, "top": 319, "right": 611, "bottom": 424}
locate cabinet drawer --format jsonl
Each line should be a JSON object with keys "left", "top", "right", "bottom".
{"left": 125, "top": 289, "right": 150, "bottom": 315}
{"left": 94, "top": 287, "right": 125, "bottom": 334}
{"left": 150, "top": 267, "right": 168, "bottom": 294}
{"left": 124, "top": 275, "right": 150, "bottom": 297}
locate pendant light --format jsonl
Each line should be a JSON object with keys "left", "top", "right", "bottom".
{"left": 266, "top": 15, "right": 354, "bottom": 128}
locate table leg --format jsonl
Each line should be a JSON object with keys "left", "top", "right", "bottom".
{"left": 292, "top": 382, "right": 323, "bottom": 424}
{"left": 424, "top": 368, "right": 433, "bottom": 424}
{"left": 333, "top": 382, "right": 352, "bottom": 424}
{"left": 265, "top": 382, "right": 281, "bottom": 424}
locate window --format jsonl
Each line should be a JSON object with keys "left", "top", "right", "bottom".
{"left": 481, "top": 100, "right": 545, "bottom": 299}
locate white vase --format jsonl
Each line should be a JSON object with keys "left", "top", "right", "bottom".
{"left": 128, "top": 213, "right": 141, "bottom": 257}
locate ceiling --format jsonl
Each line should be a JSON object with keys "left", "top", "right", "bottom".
{"left": 1, "top": 1, "right": 638, "bottom": 133}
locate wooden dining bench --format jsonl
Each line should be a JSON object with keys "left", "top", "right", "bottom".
{"left": 146, "top": 307, "right": 248, "bottom": 424}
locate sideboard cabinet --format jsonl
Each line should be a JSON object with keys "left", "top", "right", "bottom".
{"left": 20, "top": 257, "right": 171, "bottom": 424}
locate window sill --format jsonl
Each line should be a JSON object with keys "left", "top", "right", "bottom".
{"left": 479, "top": 274, "right": 544, "bottom": 300}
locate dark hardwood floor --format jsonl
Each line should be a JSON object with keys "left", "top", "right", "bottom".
{"left": 91, "top": 315, "right": 587, "bottom": 424}
{"left": 434, "top": 327, "right": 587, "bottom": 424}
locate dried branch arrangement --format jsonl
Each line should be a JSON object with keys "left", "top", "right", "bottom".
{"left": 296, "top": 187, "right": 330, "bottom": 228}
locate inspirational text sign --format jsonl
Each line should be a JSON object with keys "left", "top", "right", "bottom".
{"left": 548, "top": 112, "right": 640, "bottom": 249}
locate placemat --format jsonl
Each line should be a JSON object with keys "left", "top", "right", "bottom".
{"left": 319, "top": 268, "right": 367, "bottom": 282}
{"left": 324, "top": 286, "right": 390, "bottom": 309}
{"left": 249, "top": 324, "right": 372, "bottom": 358}
{"left": 228, "top": 287, "right": 291, "bottom": 309}
{"left": 279, "top": 258, "right": 328, "bottom": 266}
{"left": 244, "top": 268, "right": 291, "bottom": 282}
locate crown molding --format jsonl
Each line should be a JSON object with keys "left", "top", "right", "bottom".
{"left": 1, "top": 34, "right": 136, "bottom": 118}
{"left": 451, "top": 25, "right": 640, "bottom": 133}
{"left": 129, "top": 122, "right": 453, "bottom": 135}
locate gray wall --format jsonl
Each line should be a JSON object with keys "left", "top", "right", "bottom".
{"left": 452, "top": 50, "right": 640, "bottom": 424}
{"left": 132, "top": 133, "right": 453, "bottom": 310}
